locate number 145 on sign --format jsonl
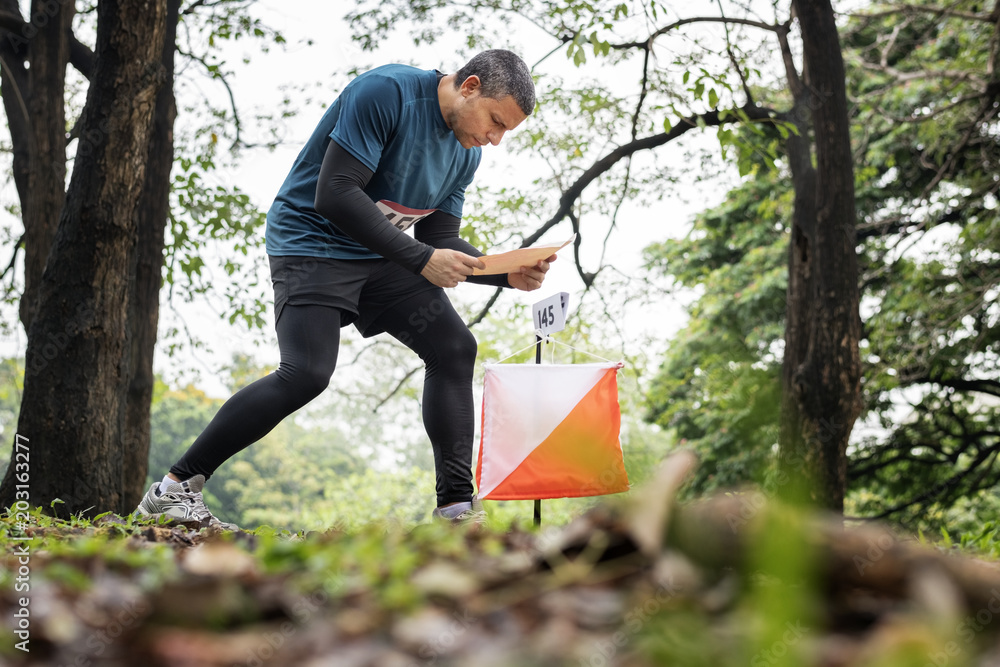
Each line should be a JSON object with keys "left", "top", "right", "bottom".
{"left": 533, "top": 292, "right": 570, "bottom": 336}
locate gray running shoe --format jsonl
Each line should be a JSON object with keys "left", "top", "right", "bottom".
{"left": 432, "top": 496, "right": 487, "bottom": 526}
{"left": 135, "top": 474, "right": 240, "bottom": 531}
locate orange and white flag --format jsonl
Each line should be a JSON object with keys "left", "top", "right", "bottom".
{"left": 476, "top": 362, "right": 629, "bottom": 500}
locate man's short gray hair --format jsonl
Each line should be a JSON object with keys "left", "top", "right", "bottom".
{"left": 454, "top": 49, "right": 535, "bottom": 115}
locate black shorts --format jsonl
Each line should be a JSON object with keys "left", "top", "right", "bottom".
{"left": 268, "top": 255, "right": 442, "bottom": 337}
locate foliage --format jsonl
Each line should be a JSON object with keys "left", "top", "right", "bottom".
{"left": 0, "top": 1, "right": 305, "bottom": 353}
{"left": 643, "top": 0, "right": 1000, "bottom": 529}
{"left": 0, "top": 329, "right": 674, "bottom": 532}
{"left": 644, "top": 164, "right": 789, "bottom": 495}
{"left": 338, "top": 0, "right": 852, "bottom": 500}
{"left": 160, "top": 1, "right": 307, "bottom": 355}
{"left": 0, "top": 507, "right": 182, "bottom": 597}
{"left": 0, "top": 358, "right": 23, "bottom": 461}
{"left": 5, "top": 0, "right": 993, "bottom": 540}
{"left": 141, "top": 351, "right": 674, "bottom": 532}
{"left": 827, "top": 0, "right": 1000, "bottom": 528}
{"left": 146, "top": 358, "right": 368, "bottom": 529}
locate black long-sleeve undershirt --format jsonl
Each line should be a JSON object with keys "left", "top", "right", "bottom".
{"left": 313, "top": 140, "right": 510, "bottom": 288}
{"left": 414, "top": 211, "right": 511, "bottom": 288}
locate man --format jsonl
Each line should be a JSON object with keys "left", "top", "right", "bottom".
{"left": 136, "top": 50, "right": 551, "bottom": 529}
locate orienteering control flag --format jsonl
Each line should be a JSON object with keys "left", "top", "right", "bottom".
{"left": 476, "top": 362, "right": 629, "bottom": 500}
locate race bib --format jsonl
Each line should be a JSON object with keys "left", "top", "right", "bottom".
{"left": 376, "top": 200, "right": 436, "bottom": 232}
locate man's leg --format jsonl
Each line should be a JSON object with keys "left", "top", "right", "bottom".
{"left": 168, "top": 303, "right": 343, "bottom": 481}
{"left": 372, "top": 290, "right": 478, "bottom": 508}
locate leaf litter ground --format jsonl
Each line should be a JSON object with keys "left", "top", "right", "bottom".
{"left": 4, "top": 452, "right": 1000, "bottom": 666}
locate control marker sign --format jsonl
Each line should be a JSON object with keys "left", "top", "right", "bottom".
{"left": 533, "top": 292, "right": 570, "bottom": 337}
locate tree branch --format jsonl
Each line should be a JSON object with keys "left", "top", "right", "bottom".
{"left": 175, "top": 45, "right": 244, "bottom": 149}
{"left": 568, "top": 210, "right": 596, "bottom": 288}
{"left": 179, "top": 0, "right": 240, "bottom": 17}
{"left": 776, "top": 20, "right": 804, "bottom": 101}
{"left": 630, "top": 44, "right": 651, "bottom": 141}
{"left": 847, "top": 4, "right": 996, "bottom": 23}
{"left": 1, "top": 233, "right": 24, "bottom": 283}
{"left": 69, "top": 33, "right": 95, "bottom": 79}
{"left": 0, "top": 52, "right": 30, "bottom": 134}
{"left": 914, "top": 376, "right": 1000, "bottom": 398}
{"left": 867, "top": 91, "right": 985, "bottom": 123}
{"left": 609, "top": 15, "right": 786, "bottom": 50}
{"left": 850, "top": 449, "right": 953, "bottom": 479}
{"left": 0, "top": 3, "right": 94, "bottom": 82}
{"left": 372, "top": 366, "right": 421, "bottom": 412}
{"left": 0, "top": 8, "right": 23, "bottom": 34}
{"left": 859, "top": 442, "right": 999, "bottom": 521}
{"left": 856, "top": 59, "right": 987, "bottom": 87}
{"left": 462, "top": 102, "right": 779, "bottom": 333}
{"left": 520, "top": 102, "right": 777, "bottom": 248}
{"left": 716, "top": 0, "right": 755, "bottom": 106}
{"left": 467, "top": 285, "right": 504, "bottom": 328}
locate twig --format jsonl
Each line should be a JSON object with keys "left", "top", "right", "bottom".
{"left": 846, "top": 3, "right": 995, "bottom": 23}
{"left": 1, "top": 234, "right": 24, "bottom": 283}
{"left": 372, "top": 366, "right": 420, "bottom": 413}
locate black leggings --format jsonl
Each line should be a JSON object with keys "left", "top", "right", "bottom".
{"left": 170, "top": 295, "right": 478, "bottom": 506}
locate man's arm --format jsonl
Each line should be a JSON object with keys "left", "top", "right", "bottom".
{"left": 416, "top": 213, "right": 554, "bottom": 292}
{"left": 314, "top": 141, "right": 484, "bottom": 287}
{"left": 415, "top": 211, "right": 511, "bottom": 288}
{"left": 417, "top": 211, "right": 554, "bottom": 292}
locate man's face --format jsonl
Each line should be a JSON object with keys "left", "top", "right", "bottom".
{"left": 446, "top": 76, "right": 528, "bottom": 149}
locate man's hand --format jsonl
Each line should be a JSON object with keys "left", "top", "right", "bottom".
{"left": 421, "top": 248, "right": 487, "bottom": 288}
{"left": 508, "top": 254, "right": 556, "bottom": 292}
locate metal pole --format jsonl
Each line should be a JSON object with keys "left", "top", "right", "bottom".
{"left": 534, "top": 334, "right": 542, "bottom": 527}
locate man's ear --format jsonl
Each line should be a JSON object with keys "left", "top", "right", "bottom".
{"left": 459, "top": 75, "right": 481, "bottom": 97}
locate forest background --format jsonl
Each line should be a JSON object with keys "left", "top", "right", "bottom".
{"left": 0, "top": 0, "right": 996, "bottom": 536}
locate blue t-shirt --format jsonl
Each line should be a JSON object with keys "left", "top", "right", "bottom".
{"left": 265, "top": 65, "right": 482, "bottom": 259}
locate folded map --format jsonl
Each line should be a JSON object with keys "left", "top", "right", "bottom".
{"left": 472, "top": 234, "right": 577, "bottom": 276}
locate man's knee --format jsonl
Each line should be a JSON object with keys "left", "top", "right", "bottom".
{"left": 278, "top": 362, "right": 334, "bottom": 401}
{"left": 441, "top": 327, "right": 478, "bottom": 367}
{"left": 300, "top": 365, "right": 334, "bottom": 398}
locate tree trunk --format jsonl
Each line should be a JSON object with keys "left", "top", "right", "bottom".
{"left": 779, "top": 120, "right": 819, "bottom": 498}
{"left": 121, "top": 0, "right": 180, "bottom": 511}
{"left": 0, "top": 0, "right": 168, "bottom": 517}
{"left": 17, "top": 0, "right": 75, "bottom": 332}
{"left": 0, "top": 0, "right": 31, "bottom": 213}
{"left": 779, "top": 0, "right": 863, "bottom": 511}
